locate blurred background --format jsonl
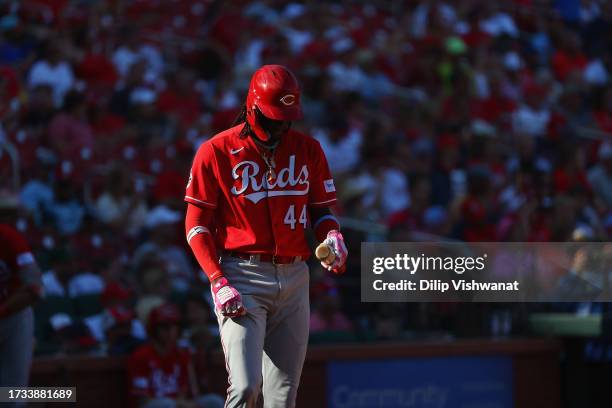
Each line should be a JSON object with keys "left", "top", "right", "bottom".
{"left": 0, "top": 0, "right": 611, "bottom": 407}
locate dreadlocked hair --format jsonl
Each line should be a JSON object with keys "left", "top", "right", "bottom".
{"left": 232, "top": 104, "right": 251, "bottom": 139}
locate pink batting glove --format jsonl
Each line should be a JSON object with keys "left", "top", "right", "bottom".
{"left": 212, "top": 277, "right": 246, "bottom": 317}
{"left": 321, "top": 230, "right": 348, "bottom": 274}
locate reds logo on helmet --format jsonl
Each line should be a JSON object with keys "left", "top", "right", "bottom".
{"left": 279, "top": 94, "right": 296, "bottom": 106}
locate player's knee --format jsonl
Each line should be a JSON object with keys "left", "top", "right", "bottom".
{"left": 234, "top": 381, "right": 261, "bottom": 403}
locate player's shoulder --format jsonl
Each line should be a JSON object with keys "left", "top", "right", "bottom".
{"left": 191, "top": 125, "right": 240, "bottom": 164}
{"left": 205, "top": 124, "right": 243, "bottom": 148}
{"left": 193, "top": 124, "right": 243, "bottom": 157}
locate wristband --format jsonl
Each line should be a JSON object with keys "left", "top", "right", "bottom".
{"left": 207, "top": 269, "right": 224, "bottom": 282}
{"left": 314, "top": 215, "right": 340, "bottom": 242}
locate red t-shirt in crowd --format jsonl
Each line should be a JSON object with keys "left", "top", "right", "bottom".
{"left": 156, "top": 89, "right": 201, "bottom": 128}
{"left": 76, "top": 53, "right": 118, "bottom": 87}
{"left": 185, "top": 124, "right": 337, "bottom": 258}
{"left": 551, "top": 51, "right": 587, "bottom": 81}
{"left": 460, "top": 197, "right": 496, "bottom": 242}
{"left": 594, "top": 110, "right": 612, "bottom": 134}
{"left": 553, "top": 169, "right": 590, "bottom": 194}
{"left": 127, "top": 343, "right": 191, "bottom": 401}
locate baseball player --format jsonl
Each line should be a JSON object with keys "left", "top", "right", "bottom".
{"left": 184, "top": 65, "right": 348, "bottom": 408}
{"left": 0, "top": 197, "right": 43, "bottom": 397}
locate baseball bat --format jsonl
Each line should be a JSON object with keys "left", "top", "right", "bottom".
{"left": 315, "top": 243, "right": 336, "bottom": 264}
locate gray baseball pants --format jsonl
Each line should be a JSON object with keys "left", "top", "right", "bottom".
{"left": 0, "top": 307, "right": 34, "bottom": 407}
{"left": 215, "top": 257, "right": 310, "bottom": 408}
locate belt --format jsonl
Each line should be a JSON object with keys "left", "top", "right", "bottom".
{"left": 226, "top": 252, "right": 302, "bottom": 265}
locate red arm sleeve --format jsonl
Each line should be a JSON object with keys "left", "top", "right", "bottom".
{"left": 185, "top": 203, "right": 224, "bottom": 282}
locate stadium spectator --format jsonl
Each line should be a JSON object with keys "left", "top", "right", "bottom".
{"left": 27, "top": 39, "right": 75, "bottom": 107}
{"left": 45, "top": 179, "right": 85, "bottom": 235}
{"left": 127, "top": 303, "right": 223, "bottom": 408}
{"left": 133, "top": 209, "right": 193, "bottom": 292}
{"left": 84, "top": 282, "right": 147, "bottom": 348}
{"left": 310, "top": 285, "right": 353, "bottom": 334}
{"left": 41, "top": 247, "right": 77, "bottom": 297}
{"left": 103, "top": 305, "right": 144, "bottom": 356}
{"left": 512, "top": 82, "right": 551, "bottom": 138}
{"left": 373, "top": 304, "right": 407, "bottom": 340}
{"left": 588, "top": 142, "right": 612, "bottom": 208}
{"left": 47, "top": 90, "right": 95, "bottom": 160}
{"left": 47, "top": 313, "right": 98, "bottom": 356}
{"left": 181, "top": 294, "right": 218, "bottom": 398}
{"left": 94, "top": 166, "right": 148, "bottom": 236}
{"left": 180, "top": 293, "right": 217, "bottom": 346}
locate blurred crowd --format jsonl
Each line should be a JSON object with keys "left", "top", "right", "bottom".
{"left": 1, "top": 0, "right": 612, "bottom": 364}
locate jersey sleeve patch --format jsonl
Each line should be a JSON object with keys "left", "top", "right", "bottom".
{"left": 324, "top": 179, "right": 336, "bottom": 193}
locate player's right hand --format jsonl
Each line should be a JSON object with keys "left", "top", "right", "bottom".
{"left": 321, "top": 230, "right": 348, "bottom": 274}
{"left": 212, "top": 277, "right": 247, "bottom": 317}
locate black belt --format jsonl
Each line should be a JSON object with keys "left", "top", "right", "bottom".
{"left": 226, "top": 252, "right": 302, "bottom": 264}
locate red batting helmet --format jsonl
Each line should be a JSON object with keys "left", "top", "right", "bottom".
{"left": 245, "top": 65, "right": 303, "bottom": 141}
{"left": 147, "top": 303, "right": 181, "bottom": 333}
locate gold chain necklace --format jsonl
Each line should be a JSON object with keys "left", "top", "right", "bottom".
{"left": 259, "top": 148, "right": 277, "bottom": 183}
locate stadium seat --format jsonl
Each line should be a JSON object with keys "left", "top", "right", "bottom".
{"left": 33, "top": 296, "right": 76, "bottom": 355}
{"left": 73, "top": 294, "right": 104, "bottom": 317}
{"left": 34, "top": 296, "right": 75, "bottom": 321}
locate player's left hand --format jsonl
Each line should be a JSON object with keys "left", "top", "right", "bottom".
{"left": 321, "top": 230, "right": 348, "bottom": 274}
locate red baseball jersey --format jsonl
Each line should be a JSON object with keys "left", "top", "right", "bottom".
{"left": 127, "top": 343, "right": 191, "bottom": 400}
{"left": 185, "top": 125, "right": 337, "bottom": 257}
{"left": 0, "top": 224, "right": 37, "bottom": 303}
